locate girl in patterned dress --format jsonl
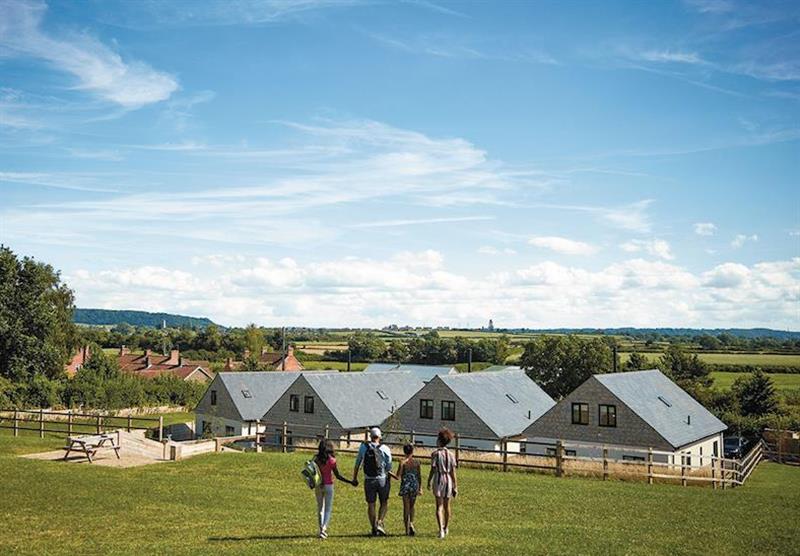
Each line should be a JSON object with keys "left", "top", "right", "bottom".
{"left": 427, "top": 428, "right": 458, "bottom": 539}
{"left": 393, "top": 443, "right": 423, "bottom": 536}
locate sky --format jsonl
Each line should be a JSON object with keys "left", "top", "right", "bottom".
{"left": 0, "top": 0, "right": 798, "bottom": 329}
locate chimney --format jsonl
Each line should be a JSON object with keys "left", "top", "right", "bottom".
{"left": 168, "top": 349, "right": 180, "bottom": 366}
{"left": 178, "top": 356, "right": 184, "bottom": 367}
{"left": 144, "top": 355, "right": 151, "bottom": 368}
{"left": 225, "top": 357, "right": 233, "bottom": 370}
{"left": 144, "top": 349, "right": 152, "bottom": 357}
{"left": 120, "top": 345, "right": 129, "bottom": 356}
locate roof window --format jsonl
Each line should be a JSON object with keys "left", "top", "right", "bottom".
{"left": 242, "top": 389, "right": 252, "bottom": 398}
{"left": 376, "top": 390, "right": 389, "bottom": 400}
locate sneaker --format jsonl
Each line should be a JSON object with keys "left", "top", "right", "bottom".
{"left": 376, "top": 522, "right": 386, "bottom": 536}
{"left": 438, "top": 529, "right": 445, "bottom": 539}
{"left": 321, "top": 527, "right": 328, "bottom": 539}
{"left": 409, "top": 524, "right": 416, "bottom": 536}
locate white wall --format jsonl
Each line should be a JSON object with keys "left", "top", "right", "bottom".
{"left": 195, "top": 414, "right": 268, "bottom": 438}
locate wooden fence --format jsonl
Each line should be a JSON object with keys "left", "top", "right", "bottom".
{"left": 762, "top": 428, "right": 800, "bottom": 464}
{"left": 0, "top": 409, "right": 164, "bottom": 441}
{"left": 211, "top": 421, "right": 762, "bottom": 489}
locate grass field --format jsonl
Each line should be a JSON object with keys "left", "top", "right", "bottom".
{"left": 619, "top": 351, "right": 800, "bottom": 368}
{"left": 300, "top": 361, "right": 368, "bottom": 372}
{"left": 711, "top": 372, "right": 800, "bottom": 392}
{"left": 1, "top": 433, "right": 798, "bottom": 555}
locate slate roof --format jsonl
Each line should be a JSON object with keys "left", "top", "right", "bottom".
{"left": 213, "top": 372, "right": 306, "bottom": 421}
{"left": 594, "top": 369, "right": 727, "bottom": 449}
{"left": 304, "top": 371, "right": 425, "bottom": 430}
{"left": 363, "top": 363, "right": 457, "bottom": 381}
{"left": 438, "top": 370, "right": 555, "bottom": 438}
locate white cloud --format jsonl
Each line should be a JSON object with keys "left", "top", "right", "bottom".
{"left": 0, "top": 0, "right": 178, "bottom": 108}
{"left": 731, "top": 233, "right": 758, "bottom": 248}
{"left": 638, "top": 50, "right": 706, "bottom": 64}
{"left": 528, "top": 236, "right": 597, "bottom": 256}
{"left": 350, "top": 216, "right": 493, "bottom": 229}
{"left": 694, "top": 222, "right": 717, "bottom": 236}
{"left": 478, "top": 246, "right": 517, "bottom": 256}
{"left": 64, "top": 253, "right": 800, "bottom": 329}
{"left": 620, "top": 239, "right": 674, "bottom": 260}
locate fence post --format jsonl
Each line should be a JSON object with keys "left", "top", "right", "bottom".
{"left": 13, "top": 410, "right": 18, "bottom": 437}
{"left": 721, "top": 459, "right": 726, "bottom": 490}
{"left": 255, "top": 419, "right": 262, "bottom": 453}
{"left": 39, "top": 409, "right": 44, "bottom": 439}
{"left": 454, "top": 433, "right": 460, "bottom": 465}
{"left": 711, "top": 456, "right": 717, "bottom": 490}
{"left": 680, "top": 454, "right": 687, "bottom": 487}
{"left": 96, "top": 414, "right": 101, "bottom": 434}
{"left": 778, "top": 430, "right": 783, "bottom": 464}
{"left": 158, "top": 416, "right": 164, "bottom": 442}
{"left": 282, "top": 422, "right": 288, "bottom": 453}
{"left": 555, "top": 440, "right": 564, "bottom": 477}
{"left": 647, "top": 447, "right": 653, "bottom": 485}
{"left": 68, "top": 410, "right": 73, "bottom": 436}
{"left": 127, "top": 415, "right": 132, "bottom": 432}
{"left": 346, "top": 431, "right": 351, "bottom": 449}
{"left": 502, "top": 438, "right": 508, "bottom": 472}
{"left": 215, "top": 437, "right": 222, "bottom": 453}
{"left": 602, "top": 447, "right": 608, "bottom": 481}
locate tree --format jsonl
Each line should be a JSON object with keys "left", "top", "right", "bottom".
{"left": 244, "top": 324, "right": 266, "bottom": 356}
{"left": 520, "top": 335, "right": 613, "bottom": 399}
{"left": 732, "top": 369, "right": 779, "bottom": 417}
{"left": 658, "top": 346, "right": 711, "bottom": 388}
{"left": 624, "top": 351, "right": 650, "bottom": 372}
{"left": 348, "top": 332, "right": 386, "bottom": 361}
{"left": 0, "top": 247, "right": 76, "bottom": 406}
{"left": 385, "top": 340, "right": 409, "bottom": 363}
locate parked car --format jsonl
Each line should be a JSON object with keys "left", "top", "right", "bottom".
{"left": 724, "top": 436, "right": 748, "bottom": 459}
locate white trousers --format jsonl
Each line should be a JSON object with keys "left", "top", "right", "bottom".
{"left": 315, "top": 484, "right": 335, "bottom": 531}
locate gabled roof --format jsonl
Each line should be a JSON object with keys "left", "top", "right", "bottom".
{"left": 594, "top": 369, "right": 727, "bottom": 449}
{"left": 304, "top": 371, "right": 425, "bottom": 430}
{"left": 214, "top": 372, "right": 306, "bottom": 421}
{"left": 363, "top": 363, "right": 457, "bottom": 381}
{"left": 438, "top": 370, "right": 555, "bottom": 438}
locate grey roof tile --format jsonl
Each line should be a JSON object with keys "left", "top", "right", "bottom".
{"left": 594, "top": 369, "right": 727, "bottom": 448}
{"left": 216, "top": 372, "right": 307, "bottom": 421}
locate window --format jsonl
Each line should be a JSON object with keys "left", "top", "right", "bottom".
{"left": 571, "top": 403, "right": 589, "bottom": 425}
{"left": 519, "top": 443, "right": 527, "bottom": 454}
{"left": 210, "top": 390, "right": 217, "bottom": 406}
{"left": 506, "top": 393, "right": 519, "bottom": 404}
{"left": 599, "top": 404, "right": 617, "bottom": 427}
{"left": 201, "top": 420, "right": 211, "bottom": 434}
{"left": 441, "top": 400, "right": 456, "bottom": 421}
{"left": 420, "top": 399, "right": 434, "bottom": 419}
{"left": 549, "top": 447, "right": 576, "bottom": 457}
{"left": 376, "top": 390, "right": 388, "bottom": 400}
{"left": 225, "top": 425, "right": 235, "bottom": 436}
{"left": 289, "top": 394, "right": 299, "bottom": 412}
{"left": 241, "top": 389, "right": 252, "bottom": 398}
{"left": 623, "top": 455, "right": 645, "bottom": 462}
{"left": 713, "top": 440, "right": 719, "bottom": 457}
{"left": 304, "top": 396, "right": 315, "bottom": 414}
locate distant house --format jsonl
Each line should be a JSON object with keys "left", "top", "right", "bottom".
{"left": 364, "top": 363, "right": 457, "bottom": 382}
{"left": 262, "top": 371, "right": 425, "bottom": 441}
{"left": 194, "top": 371, "right": 307, "bottom": 437}
{"left": 117, "top": 347, "right": 214, "bottom": 383}
{"left": 65, "top": 345, "right": 91, "bottom": 377}
{"left": 522, "top": 369, "right": 727, "bottom": 464}
{"left": 387, "top": 369, "right": 555, "bottom": 451}
{"left": 224, "top": 345, "right": 304, "bottom": 372}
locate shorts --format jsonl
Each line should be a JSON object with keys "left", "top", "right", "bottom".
{"left": 364, "top": 477, "right": 390, "bottom": 503}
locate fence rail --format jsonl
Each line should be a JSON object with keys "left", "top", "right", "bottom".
{"left": 0, "top": 409, "right": 164, "bottom": 441}
{"left": 207, "top": 420, "right": 760, "bottom": 488}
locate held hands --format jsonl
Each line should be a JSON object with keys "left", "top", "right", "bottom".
{"left": 351, "top": 479, "right": 359, "bottom": 487}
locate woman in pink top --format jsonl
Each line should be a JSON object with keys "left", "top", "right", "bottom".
{"left": 314, "top": 440, "right": 356, "bottom": 539}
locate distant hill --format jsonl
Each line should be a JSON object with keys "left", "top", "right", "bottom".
{"left": 74, "top": 308, "right": 217, "bottom": 329}
{"left": 501, "top": 327, "right": 800, "bottom": 340}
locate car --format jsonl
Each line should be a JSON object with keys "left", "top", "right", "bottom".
{"left": 723, "top": 436, "right": 747, "bottom": 459}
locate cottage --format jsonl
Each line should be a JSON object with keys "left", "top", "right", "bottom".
{"left": 387, "top": 369, "right": 555, "bottom": 451}
{"left": 262, "top": 371, "right": 425, "bottom": 441}
{"left": 223, "top": 345, "right": 304, "bottom": 372}
{"left": 118, "top": 347, "right": 213, "bottom": 383}
{"left": 194, "top": 371, "right": 308, "bottom": 437}
{"left": 522, "top": 369, "right": 727, "bottom": 465}
{"left": 363, "top": 363, "right": 457, "bottom": 381}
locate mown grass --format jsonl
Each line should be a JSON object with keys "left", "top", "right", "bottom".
{"left": 1, "top": 432, "right": 798, "bottom": 555}
{"left": 711, "top": 372, "right": 800, "bottom": 392}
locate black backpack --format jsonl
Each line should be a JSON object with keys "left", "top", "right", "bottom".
{"left": 363, "top": 442, "right": 383, "bottom": 477}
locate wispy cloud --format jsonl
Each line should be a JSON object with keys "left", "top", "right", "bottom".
{"left": 731, "top": 233, "right": 758, "bottom": 248}
{"left": 528, "top": 236, "right": 598, "bottom": 256}
{"left": 637, "top": 50, "right": 707, "bottom": 65}
{"left": 477, "top": 246, "right": 517, "bottom": 256}
{"left": 694, "top": 222, "right": 717, "bottom": 236}
{"left": 350, "top": 216, "right": 493, "bottom": 229}
{"left": 0, "top": 171, "right": 119, "bottom": 192}
{"left": 620, "top": 239, "right": 674, "bottom": 260}
{"left": 0, "top": 0, "right": 178, "bottom": 108}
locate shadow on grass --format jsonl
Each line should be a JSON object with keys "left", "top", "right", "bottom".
{"left": 208, "top": 533, "right": 378, "bottom": 542}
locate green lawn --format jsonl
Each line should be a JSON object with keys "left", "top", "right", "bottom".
{"left": 711, "top": 372, "right": 800, "bottom": 392}
{"left": 1, "top": 433, "right": 798, "bottom": 555}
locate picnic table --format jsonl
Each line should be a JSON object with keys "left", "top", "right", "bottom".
{"left": 62, "top": 434, "right": 121, "bottom": 463}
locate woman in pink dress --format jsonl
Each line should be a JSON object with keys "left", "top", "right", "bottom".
{"left": 427, "top": 428, "right": 458, "bottom": 539}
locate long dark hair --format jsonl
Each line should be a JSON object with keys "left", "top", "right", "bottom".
{"left": 315, "top": 439, "right": 335, "bottom": 465}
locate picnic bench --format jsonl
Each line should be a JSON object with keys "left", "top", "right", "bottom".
{"left": 62, "top": 434, "right": 121, "bottom": 463}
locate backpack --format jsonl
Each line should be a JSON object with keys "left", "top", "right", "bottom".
{"left": 363, "top": 442, "right": 383, "bottom": 477}
{"left": 301, "top": 459, "right": 321, "bottom": 489}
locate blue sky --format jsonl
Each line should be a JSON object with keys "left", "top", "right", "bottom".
{"left": 0, "top": 0, "right": 798, "bottom": 328}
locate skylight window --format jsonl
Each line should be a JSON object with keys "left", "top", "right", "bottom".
{"left": 506, "top": 393, "right": 519, "bottom": 404}
{"left": 242, "top": 389, "right": 252, "bottom": 398}
{"left": 657, "top": 395, "right": 672, "bottom": 407}
{"left": 376, "top": 390, "right": 388, "bottom": 400}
